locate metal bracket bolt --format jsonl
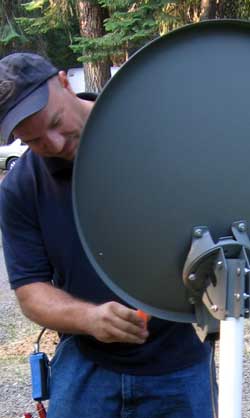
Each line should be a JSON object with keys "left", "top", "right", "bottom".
{"left": 188, "top": 273, "right": 196, "bottom": 281}
{"left": 217, "top": 261, "right": 223, "bottom": 269}
{"left": 238, "top": 222, "right": 247, "bottom": 232}
{"left": 193, "top": 228, "right": 203, "bottom": 238}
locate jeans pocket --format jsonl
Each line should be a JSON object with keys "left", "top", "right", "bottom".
{"left": 50, "top": 335, "right": 75, "bottom": 368}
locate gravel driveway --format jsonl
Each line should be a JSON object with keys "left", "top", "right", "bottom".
{"left": 0, "top": 219, "right": 250, "bottom": 417}
{"left": 0, "top": 225, "right": 55, "bottom": 418}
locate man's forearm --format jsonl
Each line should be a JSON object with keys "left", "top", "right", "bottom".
{"left": 15, "top": 281, "right": 149, "bottom": 344}
{"left": 15, "top": 282, "right": 95, "bottom": 335}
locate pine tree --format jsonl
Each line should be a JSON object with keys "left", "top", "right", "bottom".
{"left": 0, "top": 0, "right": 28, "bottom": 56}
{"left": 76, "top": 0, "right": 111, "bottom": 92}
{"left": 71, "top": 1, "right": 178, "bottom": 63}
{"left": 218, "top": 0, "right": 240, "bottom": 18}
{"left": 15, "top": 0, "right": 80, "bottom": 68}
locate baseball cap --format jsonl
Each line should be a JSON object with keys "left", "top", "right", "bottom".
{"left": 0, "top": 53, "right": 58, "bottom": 142}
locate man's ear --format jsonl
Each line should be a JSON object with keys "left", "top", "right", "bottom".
{"left": 58, "top": 71, "right": 75, "bottom": 95}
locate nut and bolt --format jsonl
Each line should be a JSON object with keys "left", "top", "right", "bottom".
{"left": 217, "top": 261, "right": 223, "bottom": 269}
{"left": 193, "top": 228, "right": 203, "bottom": 238}
{"left": 188, "top": 273, "right": 196, "bottom": 281}
{"left": 234, "top": 293, "right": 241, "bottom": 301}
{"left": 238, "top": 222, "right": 246, "bottom": 232}
{"left": 210, "top": 305, "right": 218, "bottom": 312}
{"left": 236, "top": 267, "right": 241, "bottom": 276}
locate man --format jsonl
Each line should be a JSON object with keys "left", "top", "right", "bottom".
{"left": 0, "top": 53, "right": 216, "bottom": 418}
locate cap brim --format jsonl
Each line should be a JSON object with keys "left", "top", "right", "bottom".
{"left": 1, "top": 82, "right": 49, "bottom": 142}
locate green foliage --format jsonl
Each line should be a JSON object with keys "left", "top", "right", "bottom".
{"left": 17, "top": 0, "right": 75, "bottom": 34}
{"left": 238, "top": 0, "right": 250, "bottom": 18}
{"left": 45, "top": 28, "right": 79, "bottom": 68}
{"left": 71, "top": 0, "right": 178, "bottom": 63}
{"left": 13, "top": 0, "right": 80, "bottom": 67}
{"left": 3, "top": 0, "right": 250, "bottom": 68}
{"left": 0, "top": 24, "right": 22, "bottom": 45}
{"left": 22, "top": 0, "right": 45, "bottom": 11}
{"left": 99, "top": 0, "right": 131, "bottom": 8}
{"left": 17, "top": 0, "right": 55, "bottom": 35}
{"left": 0, "top": 1, "right": 29, "bottom": 54}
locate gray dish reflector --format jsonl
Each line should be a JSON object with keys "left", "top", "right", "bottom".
{"left": 73, "top": 20, "right": 250, "bottom": 323}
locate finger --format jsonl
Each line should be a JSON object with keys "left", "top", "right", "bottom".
{"left": 111, "top": 303, "right": 146, "bottom": 327}
{"left": 109, "top": 314, "right": 149, "bottom": 339}
{"left": 107, "top": 325, "right": 148, "bottom": 344}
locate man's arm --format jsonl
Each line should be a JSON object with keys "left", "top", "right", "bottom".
{"left": 16, "top": 282, "right": 149, "bottom": 344}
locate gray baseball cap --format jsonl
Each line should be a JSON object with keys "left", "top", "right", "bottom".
{"left": 0, "top": 53, "right": 58, "bottom": 141}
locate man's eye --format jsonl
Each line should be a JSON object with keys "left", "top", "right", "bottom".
{"left": 27, "top": 139, "right": 38, "bottom": 145}
{"left": 52, "top": 119, "right": 61, "bottom": 128}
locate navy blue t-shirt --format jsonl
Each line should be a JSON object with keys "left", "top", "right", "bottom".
{"left": 0, "top": 143, "right": 210, "bottom": 376}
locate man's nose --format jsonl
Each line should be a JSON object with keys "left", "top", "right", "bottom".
{"left": 45, "top": 132, "right": 65, "bottom": 153}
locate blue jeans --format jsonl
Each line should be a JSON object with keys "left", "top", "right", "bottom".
{"left": 47, "top": 336, "right": 217, "bottom": 418}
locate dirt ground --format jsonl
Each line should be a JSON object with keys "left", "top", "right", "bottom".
{"left": 0, "top": 235, "right": 58, "bottom": 418}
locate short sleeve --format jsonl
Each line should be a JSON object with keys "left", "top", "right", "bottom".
{"left": 0, "top": 184, "right": 53, "bottom": 289}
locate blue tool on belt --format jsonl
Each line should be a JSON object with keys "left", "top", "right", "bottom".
{"left": 29, "top": 328, "right": 50, "bottom": 402}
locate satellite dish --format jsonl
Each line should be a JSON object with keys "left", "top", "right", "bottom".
{"left": 73, "top": 19, "right": 250, "bottom": 325}
{"left": 73, "top": 20, "right": 250, "bottom": 418}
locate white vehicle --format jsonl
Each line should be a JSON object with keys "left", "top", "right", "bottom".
{"left": 0, "top": 138, "right": 28, "bottom": 170}
{"left": 67, "top": 66, "right": 119, "bottom": 94}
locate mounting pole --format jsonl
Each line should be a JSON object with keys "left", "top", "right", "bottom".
{"left": 218, "top": 317, "right": 244, "bottom": 418}
{"left": 183, "top": 221, "right": 250, "bottom": 418}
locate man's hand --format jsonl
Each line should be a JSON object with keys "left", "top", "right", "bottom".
{"left": 15, "top": 282, "right": 149, "bottom": 344}
{"left": 85, "top": 301, "right": 149, "bottom": 344}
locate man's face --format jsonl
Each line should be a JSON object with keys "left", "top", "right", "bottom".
{"left": 13, "top": 73, "right": 94, "bottom": 160}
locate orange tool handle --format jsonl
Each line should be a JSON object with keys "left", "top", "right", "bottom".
{"left": 136, "top": 309, "right": 149, "bottom": 323}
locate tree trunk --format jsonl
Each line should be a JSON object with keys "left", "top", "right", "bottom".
{"left": 77, "top": 0, "right": 110, "bottom": 93}
{"left": 200, "top": 0, "right": 217, "bottom": 20}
